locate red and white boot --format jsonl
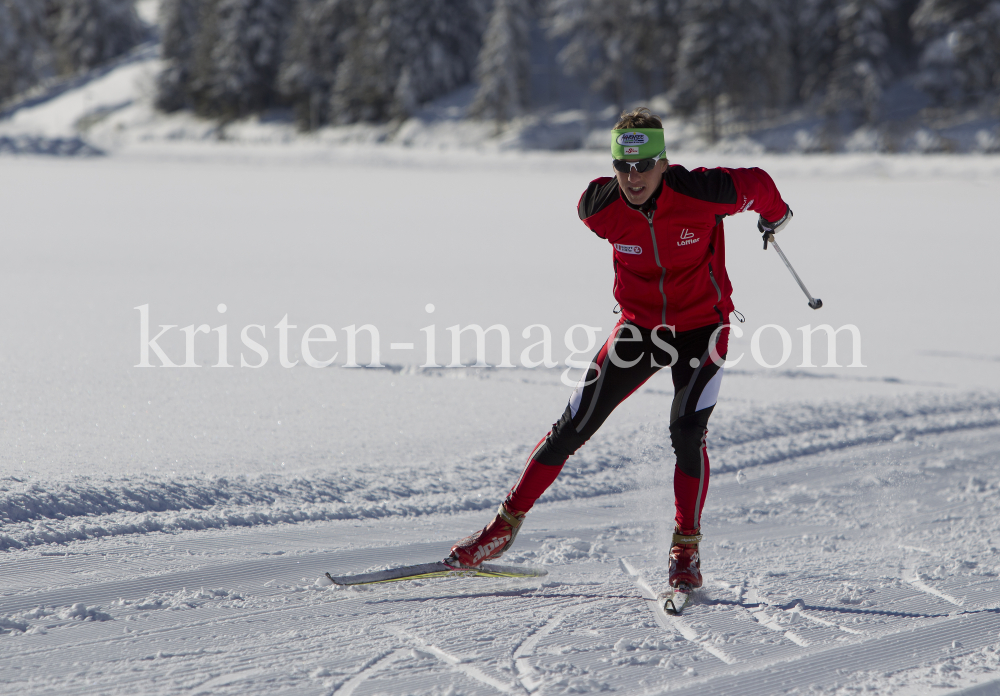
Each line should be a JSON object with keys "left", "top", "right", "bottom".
{"left": 668, "top": 528, "right": 703, "bottom": 588}
{"left": 449, "top": 502, "right": 526, "bottom": 568}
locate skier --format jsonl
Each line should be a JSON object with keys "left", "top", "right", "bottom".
{"left": 450, "top": 108, "right": 793, "bottom": 591}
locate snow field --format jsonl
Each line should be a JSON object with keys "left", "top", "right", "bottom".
{"left": 3, "top": 424, "right": 1000, "bottom": 694}
{"left": 0, "top": 152, "right": 999, "bottom": 694}
{"left": 1, "top": 376, "right": 998, "bottom": 551}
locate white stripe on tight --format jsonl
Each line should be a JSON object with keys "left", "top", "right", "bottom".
{"left": 694, "top": 368, "right": 724, "bottom": 412}
{"left": 569, "top": 375, "right": 585, "bottom": 418}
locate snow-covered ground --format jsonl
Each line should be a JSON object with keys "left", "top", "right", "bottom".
{"left": 3, "top": 52, "right": 1000, "bottom": 696}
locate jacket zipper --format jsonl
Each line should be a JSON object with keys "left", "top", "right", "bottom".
{"left": 708, "top": 262, "right": 725, "bottom": 323}
{"left": 708, "top": 262, "right": 722, "bottom": 302}
{"left": 645, "top": 211, "right": 668, "bottom": 326}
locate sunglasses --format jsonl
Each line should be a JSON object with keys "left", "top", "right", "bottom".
{"left": 612, "top": 150, "right": 666, "bottom": 173}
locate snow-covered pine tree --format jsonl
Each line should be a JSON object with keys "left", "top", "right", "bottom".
{"left": 632, "top": 0, "right": 683, "bottom": 98}
{"left": 911, "top": 31, "right": 956, "bottom": 104}
{"left": 468, "top": 0, "right": 532, "bottom": 124}
{"left": 327, "top": 0, "right": 387, "bottom": 124}
{"left": 949, "top": 3, "right": 1000, "bottom": 103}
{"left": 884, "top": 0, "right": 921, "bottom": 70}
{"left": 911, "top": 0, "right": 1000, "bottom": 105}
{"left": 910, "top": 0, "right": 982, "bottom": 37}
{"left": 825, "top": 0, "right": 896, "bottom": 123}
{"left": 0, "top": 0, "right": 52, "bottom": 104}
{"left": 796, "top": 0, "right": 841, "bottom": 101}
{"left": 156, "top": 0, "right": 201, "bottom": 112}
{"left": 331, "top": 0, "right": 486, "bottom": 124}
{"left": 50, "top": 0, "right": 145, "bottom": 76}
{"left": 192, "top": 0, "right": 291, "bottom": 119}
{"left": 910, "top": 0, "right": 977, "bottom": 104}
{"left": 396, "top": 0, "right": 486, "bottom": 117}
{"left": 671, "top": 0, "right": 792, "bottom": 142}
{"left": 277, "top": 0, "right": 352, "bottom": 130}
{"left": 547, "top": 0, "right": 645, "bottom": 110}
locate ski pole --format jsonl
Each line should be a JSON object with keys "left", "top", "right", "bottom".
{"left": 763, "top": 233, "right": 823, "bottom": 310}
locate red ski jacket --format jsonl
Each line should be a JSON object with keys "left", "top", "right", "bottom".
{"left": 578, "top": 164, "right": 788, "bottom": 332}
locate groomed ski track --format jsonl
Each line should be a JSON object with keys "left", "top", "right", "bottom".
{"left": 3, "top": 423, "right": 1000, "bottom": 695}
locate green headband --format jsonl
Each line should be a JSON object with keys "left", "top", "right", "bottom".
{"left": 611, "top": 128, "right": 665, "bottom": 159}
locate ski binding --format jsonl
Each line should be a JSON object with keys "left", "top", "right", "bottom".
{"left": 664, "top": 583, "right": 693, "bottom": 615}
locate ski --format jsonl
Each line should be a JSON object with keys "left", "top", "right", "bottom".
{"left": 326, "top": 558, "right": 547, "bottom": 586}
{"left": 664, "top": 583, "right": 693, "bottom": 615}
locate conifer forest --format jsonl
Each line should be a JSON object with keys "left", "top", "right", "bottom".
{"left": 1, "top": 0, "right": 999, "bottom": 148}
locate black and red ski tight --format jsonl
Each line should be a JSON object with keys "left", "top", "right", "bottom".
{"left": 506, "top": 318, "right": 729, "bottom": 532}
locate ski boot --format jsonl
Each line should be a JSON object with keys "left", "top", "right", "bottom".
{"left": 668, "top": 527, "right": 703, "bottom": 589}
{"left": 448, "top": 501, "right": 526, "bottom": 568}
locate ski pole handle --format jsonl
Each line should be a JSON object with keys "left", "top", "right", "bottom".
{"left": 763, "top": 233, "right": 823, "bottom": 310}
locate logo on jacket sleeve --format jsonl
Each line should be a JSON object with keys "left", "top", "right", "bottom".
{"left": 614, "top": 243, "right": 643, "bottom": 255}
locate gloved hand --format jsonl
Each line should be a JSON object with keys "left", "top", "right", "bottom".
{"left": 759, "top": 206, "right": 792, "bottom": 249}
{"left": 758, "top": 206, "right": 793, "bottom": 236}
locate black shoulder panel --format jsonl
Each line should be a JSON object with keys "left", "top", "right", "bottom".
{"left": 578, "top": 177, "right": 620, "bottom": 220}
{"left": 664, "top": 165, "right": 737, "bottom": 205}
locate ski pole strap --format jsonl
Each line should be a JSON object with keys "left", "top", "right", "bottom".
{"left": 672, "top": 532, "right": 703, "bottom": 546}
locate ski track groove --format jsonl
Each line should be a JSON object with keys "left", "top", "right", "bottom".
{"left": 388, "top": 626, "right": 524, "bottom": 694}
{"left": 618, "top": 557, "right": 740, "bottom": 665}
{"left": 189, "top": 666, "right": 267, "bottom": 694}
{"left": 2, "top": 598, "right": 401, "bottom": 695}
{"left": 510, "top": 605, "right": 568, "bottom": 692}
{"left": 331, "top": 648, "right": 409, "bottom": 696}
{"left": 746, "top": 607, "right": 812, "bottom": 647}
{"left": 743, "top": 585, "right": 868, "bottom": 637}
{"left": 788, "top": 605, "right": 866, "bottom": 636}
{"left": 510, "top": 601, "right": 596, "bottom": 692}
{"left": 903, "top": 567, "right": 965, "bottom": 607}
{"left": 0, "top": 541, "right": 451, "bottom": 615}
{"left": 671, "top": 611, "right": 1000, "bottom": 696}
{"left": 0, "top": 594, "right": 381, "bottom": 663}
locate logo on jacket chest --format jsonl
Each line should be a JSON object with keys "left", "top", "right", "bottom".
{"left": 615, "top": 243, "right": 643, "bottom": 255}
{"left": 677, "top": 229, "right": 701, "bottom": 246}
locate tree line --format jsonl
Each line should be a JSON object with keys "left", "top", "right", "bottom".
{"left": 156, "top": 0, "right": 488, "bottom": 128}
{"left": 0, "top": 0, "right": 145, "bottom": 105}
{"left": 2, "top": 0, "right": 998, "bottom": 139}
